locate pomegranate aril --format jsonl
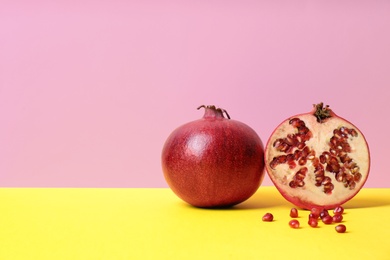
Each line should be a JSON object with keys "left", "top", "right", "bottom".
{"left": 314, "top": 166, "right": 324, "bottom": 175}
{"left": 262, "top": 213, "right": 274, "bottom": 222}
{"left": 298, "top": 158, "right": 307, "bottom": 166}
{"left": 289, "top": 118, "right": 303, "bottom": 127}
{"left": 333, "top": 206, "right": 344, "bottom": 215}
{"left": 290, "top": 208, "right": 299, "bottom": 218}
{"left": 330, "top": 136, "right": 338, "bottom": 146}
{"left": 354, "top": 172, "right": 362, "bottom": 182}
{"left": 351, "top": 166, "right": 360, "bottom": 174}
{"left": 322, "top": 215, "right": 333, "bottom": 224}
{"left": 288, "top": 160, "right": 296, "bottom": 169}
{"left": 301, "top": 146, "right": 310, "bottom": 157}
{"left": 322, "top": 176, "right": 332, "bottom": 185}
{"left": 323, "top": 183, "right": 334, "bottom": 194}
{"left": 294, "top": 168, "right": 307, "bottom": 181}
{"left": 289, "top": 219, "right": 300, "bottom": 229}
{"left": 335, "top": 172, "right": 344, "bottom": 182}
{"left": 324, "top": 188, "right": 333, "bottom": 195}
{"left": 319, "top": 155, "right": 327, "bottom": 164}
{"left": 289, "top": 181, "right": 297, "bottom": 188}
{"left": 286, "top": 134, "right": 298, "bottom": 146}
{"left": 327, "top": 162, "right": 340, "bottom": 173}
{"left": 309, "top": 208, "right": 321, "bottom": 218}
{"left": 280, "top": 143, "right": 290, "bottom": 153}
{"left": 350, "top": 129, "right": 358, "bottom": 137}
{"left": 307, "top": 150, "right": 316, "bottom": 160}
{"left": 308, "top": 218, "right": 318, "bottom": 228}
{"left": 335, "top": 224, "right": 347, "bottom": 233}
{"left": 295, "top": 173, "right": 305, "bottom": 181}
{"left": 332, "top": 214, "right": 343, "bottom": 223}
{"left": 339, "top": 153, "right": 351, "bottom": 163}
{"left": 270, "top": 155, "right": 286, "bottom": 169}
{"left": 309, "top": 213, "right": 319, "bottom": 220}
{"left": 315, "top": 176, "right": 324, "bottom": 184}
{"left": 320, "top": 209, "right": 329, "bottom": 219}
{"left": 294, "top": 150, "right": 302, "bottom": 160}
{"left": 342, "top": 143, "right": 352, "bottom": 153}
{"left": 312, "top": 157, "right": 320, "bottom": 167}
{"left": 333, "top": 129, "right": 342, "bottom": 138}
{"left": 298, "top": 127, "right": 310, "bottom": 136}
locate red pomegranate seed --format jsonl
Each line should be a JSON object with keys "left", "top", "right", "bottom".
{"left": 320, "top": 209, "right": 329, "bottom": 219}
{"left": 332, "top": 214, "right": 343, "bottom": 223}
{"left": 311, "top": 207, "right": 321, "bottom": 216}
{"left": 262, "top": 213, "right": 274, "bottom": 222}
{"left": 333, "top": 206, "right": 344, "bottom": 215}
{"left": 289, "top": 219, "right": 300, "bottom": 229}
{"left": 354, "top": 172, "right": 362, "bottom": 182}
{"left": 322, "top": 215, "right": 333, "bottom": 224}
{"left": 309, "top": 213, "right": 319, "bottom": 220}
{"left": 308, "top": 218, "right": 318, "bottom": 228}
{"left": 335, "top": 224, "right": 347, "bottom": 233}
{"left": 290, "top": 208, "right": 299, "bottom": 218}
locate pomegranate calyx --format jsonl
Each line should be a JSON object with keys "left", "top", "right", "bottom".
{"left": 197, "top": 105, "right": 231, "bottom": 119}
{"left": 313, "top": 102, "right": 332, "bottom": 123}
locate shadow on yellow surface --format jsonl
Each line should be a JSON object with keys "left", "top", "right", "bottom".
{"left": 179, "top": 186, "right": 390, "bottom": 211}
{"left": 174, "top": 186, "right": 289, "bottom": 211}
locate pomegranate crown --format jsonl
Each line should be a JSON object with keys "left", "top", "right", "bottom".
{"left": 197, "top": 105, "right": 231, "bottom": 119}
{"left": 313, "top": 102, "right": 332, "bottom": 123}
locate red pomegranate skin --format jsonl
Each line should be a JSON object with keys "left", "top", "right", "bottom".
{"left": 162, "top": 106, "right": 265, "bottom": 208}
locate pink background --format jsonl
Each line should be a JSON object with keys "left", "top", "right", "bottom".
{"left": 1, "top": 0, "right": 389, "bottom": 188}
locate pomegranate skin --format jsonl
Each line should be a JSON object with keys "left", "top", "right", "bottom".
{"left": 162, "top": 106, "right": 265, "bottom": 208}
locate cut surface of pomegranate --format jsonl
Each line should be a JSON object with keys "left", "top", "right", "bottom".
{"left": 265, "top": 103, "right": 370, "bottom": 210}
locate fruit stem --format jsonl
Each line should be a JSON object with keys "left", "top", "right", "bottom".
{"left": 197, "top": 105, "right": 231, "bottom": 119}
{"left": 313, "top": 102, "right": 332, "bottom": 123}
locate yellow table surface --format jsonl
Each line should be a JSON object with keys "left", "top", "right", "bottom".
{"left": 0, "top": 186, "right": 389, "bottom": 260}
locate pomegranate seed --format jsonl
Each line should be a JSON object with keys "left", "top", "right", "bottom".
{"left": 354, "top": 172, "right": 362, "bottom": 182}
{"left": 333, "top": 206, "right": 344, "bottom": 215}
{"left": 288, "top": 160, "right": 296, "bottom": 169}
{"left": 308, "top": 218, "right": 318, "bottom": 228}
{"left": 321, "top": 176, "right": 332, "bottom": 185}
{"left": 350, "top": 129, "right": 358, "bottom": 137}
{"left": 289, "top": 118, "right": 304, "bottom": 127}
{"left": 289, "top": 219, "right": 300, "bottom": 229}
{"left": 322, "top": 215, "right": 333, "bottom": 224}
{"left": 290, "top": 208, "right": 299, "bottom": 218}
{"left": 311, "top": 207, "right": 321, "bottom": 216}
{"left": 332, "top": 214, "right": 343, "bottom": 223}
{"left": 262, "top": 213, "right": 274, "bottom": 222}
{"left": 320, "top": 209, "right": 329, "bottom": 219}
{"left": 335, "top": 224, "right": 347, "bottom": 233}
{"left": 298, "top": 158, "right": 307, "bottom": 165}
{"left": 309, "top": 213, "right": 319, "bottom": 219}
{"left": 295, "top": 171, "right": 305, "bottom": 181}
{"left": 294, "top": 150, "right": 302, "bottom": 160}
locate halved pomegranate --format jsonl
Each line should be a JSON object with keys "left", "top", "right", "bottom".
{"left": 265, "top": 103, "right": 370, "bottom": 210}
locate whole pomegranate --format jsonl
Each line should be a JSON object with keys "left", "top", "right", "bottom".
{"left": 162, "top": 105, "right": 265, "bottom": 208}
{"left": 265, "top": 103, "right": 370, "bottom": 210}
